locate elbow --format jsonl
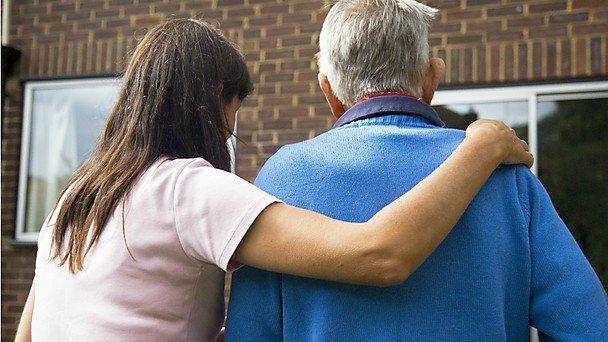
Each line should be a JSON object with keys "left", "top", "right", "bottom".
{"left": 358, "top": 233, "right": 418, "bottom": 287}
{"left": 373, "top": 256, "right": 415, "bottom": 287}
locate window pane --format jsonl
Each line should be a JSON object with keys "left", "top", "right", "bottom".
{"left": 23, "top": 82, "right": 119, "bottom": 234}
{"left": 434, "top": 102, "right": 528, "bottom": 141}
{"left": 537, "top": 97, "right": 608, "bottom": 286}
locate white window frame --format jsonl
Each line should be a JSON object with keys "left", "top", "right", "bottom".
{"left": 433, "top": 80, "right": 608, "bottom": 175}
{"left": 16, "top": 77, "right": 122, "bottom": 243}
{"left": 228, "top": 112, "right": 238, "bottom": 174}
{"left": 434, "top": 80, "right": 608, "bottom": 341}
{"left": 16, "top": 77, "right": 240, "bottom": 244}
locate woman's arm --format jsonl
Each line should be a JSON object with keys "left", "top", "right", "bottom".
{"left": 233, "top": 119, "right": 532, "bottom": 286}
{"left": 15, "top": 281, "right": 34, "bottom": 342}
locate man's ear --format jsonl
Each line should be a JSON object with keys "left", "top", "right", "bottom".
{"left": 318, "top": 73, "right": 346, "bottom": 119}
{"left": 421, "top": 57, "right": 445, "bottom": 105}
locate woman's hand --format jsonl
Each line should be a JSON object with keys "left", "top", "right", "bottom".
{"left": 465, "top": 119, "right": 534, "bottom": 168}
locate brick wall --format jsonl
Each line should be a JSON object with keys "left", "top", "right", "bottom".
{"left": 1, "top": 0, "right": 606, "bottom": 339}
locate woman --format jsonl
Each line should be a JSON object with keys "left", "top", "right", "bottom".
{"left": 15, "top": 19, "right": 532, "bottom": 341}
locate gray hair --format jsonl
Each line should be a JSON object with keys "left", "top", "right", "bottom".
{"left": 318, "top": 0, "right": 437, "bottom": 106}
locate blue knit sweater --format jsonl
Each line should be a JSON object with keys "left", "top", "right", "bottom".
{"left": 226, "top": 96, "right": 608, "bottom": 341}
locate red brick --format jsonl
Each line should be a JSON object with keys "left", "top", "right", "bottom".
{"left": 466, "top": 20, "right": 502, "bottom": 32}
{"left": 572, "top": 0, "right": 605, "bottom": 9}
{"left": 450, "top": 49, "right": 461, "bottom": 83}
{"left": 561, "top": 39, "right": 572, "bottom": 76}
{"left": 281, "top": 36, "right": 311, "bottom": 47}
{"left": 265, "top": 49, "right": 294, "bottom": 60}
{"left": 426, "top": 0, "right": 460, "bottom": 9}
{"left": 596, "top": 10, "right": 608, "bottom": 21}
{"left": 466, "top": 0, "right": 501, "bottom": 6}
{"left": 590, "top": 37, "right": 602, "bottom": 74}
{"left": 463, "top": 48, "right": 473, "bottom": 82}
{"left": 504, "top": 45, "right": 515, "bottom": 81}
{"left": 262, "top": 95, "right": 293, "bottom": 106}
{"left": 281, "top": 60, "right": 311, "bottom": 71}
{"left": 447, "top": 34, "right": 482, "bottom": 44}
{"left": 507, "top": 17, "right": 545, "bottom": 28}
{"left": 529, "top": 26, "right": 568, "bottom": 38}
{"left": 293, "top": 2, "right": 322, "bottom": 12}
{"left": 428, "top": 37, "right": 442, "bottom": 46}
{"left": 265, "top": 26, "right": 296, "bottom": 37}
{"left": 131, "top": 14, "right": 163, "bottom": 27}
{"left": 547, "top": 41, "right": 557, "bottom": 77}
{"left": 447, "top": 10, "right": 483, "bottom": 20}
{"left": 217, "top": 0, "right": 244, "bottom": 6}
{"left": 487, "top": 5, "right": 523, "bottom": 16}
{"left": 572, "top": 23, "right": 608, "bottom": 35}
{"left": 532, "top": 41, "right": 543, "bottom": 77}
{"left": 575, "top": 38, "right": 588, "bottom": 75}
{"left": 249, "top": 16, "right": 278, "bottom": 26}
{"left": 262, "top": 118, "right": 293, "bottom": 129}
{"left": 264, "top": 72, "right": 295, "bottom": 83}
{"left": 487, "top": 30, "right": 524, "bottom": 42}
{"left": 476, "top": 47, "right": 486, "bottom": 81}
{"left": 260, "top": 3, "right": 289, "bottom": 15}
{"left": 489, "top": 45, "right": 500, "bottom": 81}
{"left": 529, "top": 1, "right": 567, "bottom": 13}
{"left": 549, "top": 12, "right": 589, "bottom": 24}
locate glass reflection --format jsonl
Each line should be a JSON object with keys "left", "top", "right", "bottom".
{"left": 24, "top": 82, "right": 119, "bottom": 233}
{"left": 434, "top": 102, "right": 528, "bottom": 141}
{"left": 537, "top": 97, "right": 608, "bottom": 286}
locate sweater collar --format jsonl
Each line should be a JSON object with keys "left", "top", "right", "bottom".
{"left": 333, "top": 92, "right": 445, "bottom": 129}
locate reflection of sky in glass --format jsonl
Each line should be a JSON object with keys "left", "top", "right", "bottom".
{"left": 23, "top": 81, "right": 120, "bottom": 233}
{"left": 29, "top": 83, "right": 119, "bottom": 177}
{"left": 537, "top": 102, "right": 558, "bottom": 121}
{"left": 443, "top": 102, "right": 528, "bottom": 127}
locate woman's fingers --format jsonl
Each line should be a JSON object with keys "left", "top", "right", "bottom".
{"left": 465, "top": 118, "right": 534, "bottom": 168}
{"left": 523, "top": 151, "right": 535, "bottom": 168}
{"left": 520, "top": 139, "right": 529, "bottom": 152}
{"left": 514, "top": 138, "right": 534, "bottom": 168}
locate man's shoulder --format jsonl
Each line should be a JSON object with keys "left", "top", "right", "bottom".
{"left": 255, "top": 144, "right": 312, "bottom": 189}
{"left": 255, "top": 125, "right": 469, "bottom": 185}
{"left": 257, "top": 132, "right": 335, "bottom": 176}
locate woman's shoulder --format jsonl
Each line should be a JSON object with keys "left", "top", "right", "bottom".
{"left": 156, "top": 156, "right": 214, "bottom": 172}
{"left": 144, "top": 156, "right": 243, "bottom": 198}
{"left": 147, "top": 157, "right": 217, "bottom": 184}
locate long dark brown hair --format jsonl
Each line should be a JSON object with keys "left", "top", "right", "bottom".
{"left": 51, "top": 18, "right": 253, "bottom": 272}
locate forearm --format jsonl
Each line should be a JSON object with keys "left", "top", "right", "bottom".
{"left": 15, "top": 282, "right": 34, "bottom": 342}
{"left": 365, "top": 137, "right": 502, "bottom": 280}
{"left": 235, "top": 138, "right": 503, "bottom": 286}
{"left": 234, "top": 119, "right": 529, "bottom": 286}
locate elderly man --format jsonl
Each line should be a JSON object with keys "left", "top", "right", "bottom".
{"left": 225, "top": 0, "right": 608, "bottom": 340}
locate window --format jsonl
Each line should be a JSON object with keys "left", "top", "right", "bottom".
{"left": 433, "top": 81, "right": 608, "bottom": 289}
{"left": 16, "top": 78, "right": 121, "bottom": 243}
{"left": 16, "top": 77, "right": 240, "bottom": 243}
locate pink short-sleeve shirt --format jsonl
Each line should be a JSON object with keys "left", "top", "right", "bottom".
{"left": 32, "top": 157, "right": 279, "bottom": 341}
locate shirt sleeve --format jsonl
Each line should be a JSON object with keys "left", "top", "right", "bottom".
{"left": 35, "top": 217, "right": 51, "bottom": 275}
{"left": 173, "top": 159, "right": 280, "bottom": 271}
{"left": 516, "top": 167, "right": 608, "bottom": 340}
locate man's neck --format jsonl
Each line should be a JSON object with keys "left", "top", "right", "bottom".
{"left": 355, "top": 91, "right": 423, "bottom": 105}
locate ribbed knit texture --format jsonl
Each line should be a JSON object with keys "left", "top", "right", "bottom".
{"left": 226, "top": 114, "right": 608, "bottom": 341}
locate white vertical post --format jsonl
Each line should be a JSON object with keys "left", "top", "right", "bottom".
{"left": 530, "top": 327, "right": 540, "bottom": 342}
{"left": 528, "top": 92, "right": 541, "bottom": 342}
{"left": 528, "top": 93, "right": 538, "bottom": 176}
{"left": 229, "top": 111, "right": 238, "bottom": 174}
{"left": 2, "top": 0, "right": 10, "bottom": 45}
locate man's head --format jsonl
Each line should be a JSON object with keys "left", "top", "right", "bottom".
{"left": 317, "top": 0, "right": 445, "bottom": 118}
